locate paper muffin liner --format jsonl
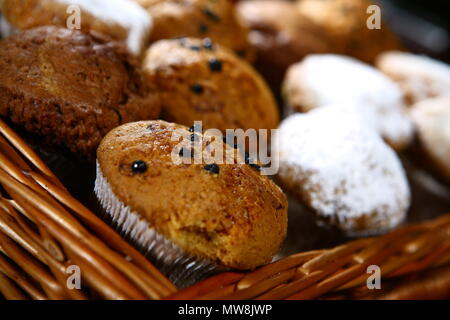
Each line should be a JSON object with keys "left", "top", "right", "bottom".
{"left": 94, "top": 162, "right": 225, "bottom": 288}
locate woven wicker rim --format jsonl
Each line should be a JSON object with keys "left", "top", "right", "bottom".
{"left": 0, "top": 119, "right": 450, "bottom": 300}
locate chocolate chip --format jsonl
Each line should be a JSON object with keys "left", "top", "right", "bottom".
{"left": 235, "top": 49, "right": 246, "bottom": 58}
{"left": 208, "top": 58, "right": 222, "bottom": 72}
{"left": 189, "top": 125, "right": 195, "bottom": 132}
{"left": 189, "top": 45, "right": 201, "bottom": 51}
{"left": 131, "top": 160, "right": 147, "bottom": 173}
{"left": 179, "top": 147, "right": 192, "bottom": 158}
{"left": 199, "top": 23, "right": 209, "bottom": 34}
{"left": 203, "top": 8, "right": 221, "bottom": 22}
{"left": 190, "top": 134, "right": 199, "bottom": 142}
{"left": 191, "top": 83, "right": 204, "bottom": 94}
{"left": 204, "top": 163, "right": 220, "bottom": 174}
{"left": 203, "top": 38, "right": 214, "bottom": 50}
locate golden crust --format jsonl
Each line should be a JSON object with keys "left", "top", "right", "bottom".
{"left": 237, "top": 0, "right": 330, "bottom": 84}
{"left": 296, "top": 0, "right": 402, "bottom": 63}
{"left": 1, "top": 0, "right": 150, "bottom": 56}
{"left": 143, "top": 37, "right": 280, "bottom": 132}
{"left": 97, "top": 120, "right": 288, "bottom": 269}
{"left": 0, "top": 26, "right": 160, "bottom": 160}
{"left": 136, "top": 0, "right": 253, "bottom": 60}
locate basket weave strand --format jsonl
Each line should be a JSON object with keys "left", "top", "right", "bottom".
{"left": 1, "top": 118, "right": 450, "bottom": 299}
{"left": 0, "top": 119, "right": 176, "bottom": 299}
{"left": 170, "top": 215, "right": 450, "bottom": 300}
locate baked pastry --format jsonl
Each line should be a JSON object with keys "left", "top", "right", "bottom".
{"left": 95, "top": 120, "right": 288, "bottom": 285}
{"left": 282, "top": 54, "right": 414, "bottom": 151}
{"left": 236, "top": 0, "right": 329, "bottom": 88}
{"left": 143, "top": 37, "right": 279, "bottom": 132}
{"left": 296, "top": 0, "right": 402, "bottom": 63}
{"left": 376, "top": 51, "right": 450, "bottom": 105}
{"left": 0, "top": 0, "right": 152, "bottom": 56}
{"left": 0, "top": 26, "right": 160, "bottom": 160}
{"left": 411, "top": 96, "right": 450, "bottom": 184}
{"left": 276, "top": 105, "right": 410, "bottom": 236}
{"left": 135, "top": 0, "right": 253, "bottom": 61}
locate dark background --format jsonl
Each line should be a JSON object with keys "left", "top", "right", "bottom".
{"left": 378, "top": 0, "right": 450, "bottom": 61}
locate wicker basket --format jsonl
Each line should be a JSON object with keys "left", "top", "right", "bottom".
{"left": 1, "top": 118, "right": 450, "bottom": 300}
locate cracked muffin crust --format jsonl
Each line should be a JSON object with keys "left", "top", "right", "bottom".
{"left": 95, "top": 120, "right": 288, "bottom": 270}
{"left": 135, "top": 0, "right": 253, "bottom": 61}
{"left": 296, "top": 0, "right": 402, "bottom": 63}
{"left": 0, "top": 26, "right": 160, "bottom": 160}
{"left": 236, "top": 0, "right": 329, "bottom": 87}
{"left": 0, "top": 0, "right": 152, "bottom": 56}
{"left": 143, "top": 37, "right": 279, "bottom": 132}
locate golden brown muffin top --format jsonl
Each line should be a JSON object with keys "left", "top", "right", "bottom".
{"left": 143, "top": 37, "right": 279, "bottom": 132}
{"left": 237, "top": 0, "right": 330, "bottom": 70}
{"left": 0, "top": 26, "right": 160, "bottom": 159}
{"left": 1, "top": 0, "right": 152, "bottom": 56}
{"left": 136, "top": 0, "right": 252, "bottom": 60}
{"left": 296, "top": 0, "right": 402, "bottom": 63}
{"left": 97, "top": 120, "right": 288, "bottom": 269}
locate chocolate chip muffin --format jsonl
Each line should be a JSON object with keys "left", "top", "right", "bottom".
{"left": 95, "top": 120, "right": 288, "bottom": 285}
{"left": 0, "top": 26, "right": 160, "bottom": 160}
{"left": 296, "top": 0, "right": 402, "bottom": 63}
{"left": 143, "top": 37, "right": 279, "bottom": 132}
{"left": 1, "top": 0, "right": 152, "bottom": 56}
{"left": 135, "top": 0, "right": 253, "bottom": 60}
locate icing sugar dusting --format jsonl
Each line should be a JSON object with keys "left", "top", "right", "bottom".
{"left": 284, "top": 54, "right": 414, "bottom": 148}
{"left": 277, "top": 105, "right": 410, "bottom": 235}
{"left": 377, "top": 51, "right": 450, "bottom": 102}
{"left": 412, "top": 96, "right": 450, "bottom": 174}
{"left": 56, "top": 0, "right": 152, "bottom": 55}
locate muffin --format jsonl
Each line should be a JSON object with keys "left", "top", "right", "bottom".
{"left": 276, "top": 105, "right": 410, "bottom": 236}
{"left": 376, "top": 51, "right": 450, "bottom": 105}
{"left": 143, "top": 37, "right": 279, "bottom": 132}
{"left": 411, "top": 96, "right": 450, "bottom": 184}
{"left": 135, "top": 0, "right": 253, "bottom": 61}
{"left": 95, "top": 120, "right": 288, "bottom": 286}
{"left": 0, "top": 0, "right": 152, "bottom": 56}
{"left": 296, "top": 0, "right": 402, "bottom": 63}
{"left": 282, "top": 54, "right": 414, "bottom": 151}
{"left": 0, "top": 26, "right": 160, "bottom": 160}
{"left": 236, "top": 0, "right": 329, "bottom": 88}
